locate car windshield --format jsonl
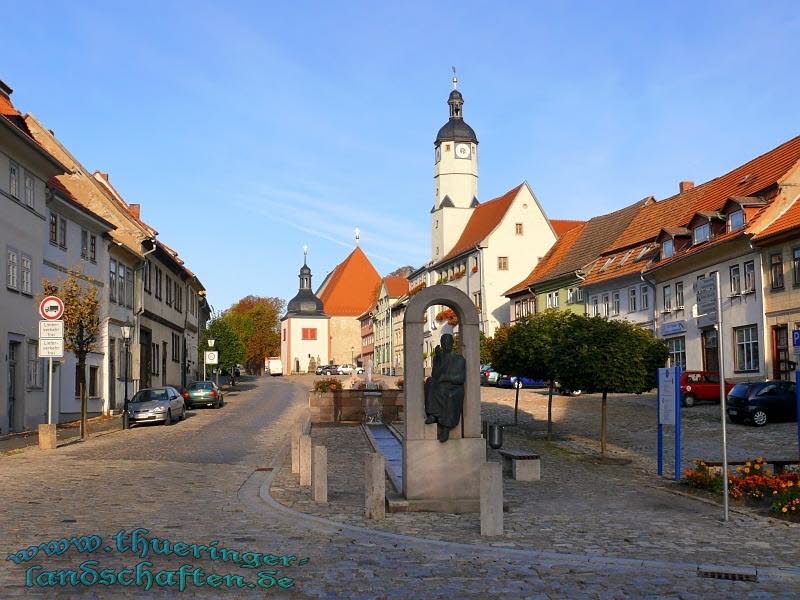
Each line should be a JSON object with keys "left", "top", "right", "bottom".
{"left": 729, "top": 383, "right": 752, "bottom": 397}
{"left": 131, "top": 389, "right": 169, "bottom": 403}
{"left": 189, "top": 382, "right": 213, "bottom": 391}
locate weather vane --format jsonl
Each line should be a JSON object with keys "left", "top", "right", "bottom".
{"left": 355, "top": 227, "right": 360, "bottom": 245}
{"left": 452, "top": 66, "right": 458, "bottom": 90}
{"left": 302, "top": 243, "right": 308, "bottom": 262}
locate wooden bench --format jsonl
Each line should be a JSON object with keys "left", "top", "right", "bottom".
{"left": 498, "top": 450, "right": 541, "bottom": 481}
{"left": 702, "top": 459, "right": 799, "bottom": 475}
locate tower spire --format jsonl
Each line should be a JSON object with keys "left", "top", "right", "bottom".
{"left": 302, "top": 243, "right": 308, "bottom": 264}
{"left": 451, "top": 66, "right": 458, "bottom": 90}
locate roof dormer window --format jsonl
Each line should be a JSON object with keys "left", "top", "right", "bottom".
{"left": 692, "top": 223, "right": 710, "bottom": 245}
{"left": 662, "top": 239, "right": 674, "bottom": 259}
{"left": 728, "top": 209, "right": 745, "bottom": 232}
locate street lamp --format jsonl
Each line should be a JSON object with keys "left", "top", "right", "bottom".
{"left": 204, "top": 338, "right": 215, "bottom": 381}
{"left": 121, "top": 320, "right": 133, "bottom": 430}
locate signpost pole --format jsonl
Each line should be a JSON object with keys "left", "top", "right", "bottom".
{"left": 715, "top": 270, "right": 729, "bottom": 522}
{"left": 47, "top": 357, "right": 53, "bottom": 424}
{"left": 796, "top": 369, "right": 800, "bottom": 463}
{"left": 674, "top": 366, "right": 681, "bottom": 481}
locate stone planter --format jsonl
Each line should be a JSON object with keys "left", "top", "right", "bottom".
{"left": 308, "top": 389, "right": 404, "bottom": 424}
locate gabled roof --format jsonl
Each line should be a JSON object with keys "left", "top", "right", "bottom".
{"left": 550, "top": 220, "right": 585, "bottom": 236}
{"left": 505, "top": 198, "right": 648, "bottom": 296}
{"left": 0, "top": 85, "right": 67, "bottom": 172}
{"left": 437, "top": 184, "right": 523, "bottom": 263}
{"left": 48, "top": 177, "right": 117, "bottom": 231}
{"left": 382, "top": 275, "right": 410, "bottom": 298}
{"left": 316, "top": 246, "right": 382, "bottom": 316}
{"left": 604, "top": 135, "right": 800, "bottom": 255}
{"left": 754, "top": 198, "right": 800, "bottom": 243}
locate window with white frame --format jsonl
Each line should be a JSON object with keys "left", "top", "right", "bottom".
{"left": 734, "top": 324, "right": 759, "bottom": 372}
{"left": 641, "top": 285, "right": 650, "bottom": 310}
{"left": 728, "top": 210, "right": 745, "bottom": 231}
{"left": 675, "top": 281, "right": 684, "bottom": 308}
{"left": 497, "top": 256, "right": 509, "bottom": 271}
{"left": 730, "top": 264, "right": 741, "bottom": 295}
{"left": 693, "top": 223, "right": 710, "bottom": 244}
{"left": 49, "top": 213, "right": 58, "bottom": 245}
{"left": 23, "top": 173, "right": 34, "bottom": 207}
{"left": 666, "top": 336, "right": 686, "bottom": 369}
{"left": 629, "top": 287, "right": 637, "bottom": 312}
{"left": 27, "top": 342, "right": 42, "bottom": 388}
{"left": 58, "top": 217, "right": 67, "bottom": 248}
{"left": 602, "top": 293, "right": 609, "bottom": 316}
{"left": 89, "top": 366, "right": 99, "bottom": 397}
{"left": 611, "top": 291, "right": 620, "bottom": 315}
{"left": 20, "top": 253, "right": 31, "bottom": 295}
{"left": 567, "top": 287, "right": 577, "bottom": 304}
{"left": 109, "top": 259, "right": 117, "bottom": 303}
{"left": 662, "top": 239, "right": 674, "bottom": 258}
{"left": 576, "top": 288, "right": 584, "bottom": 302}
{"left": 591, "top": 295, "right": 599, "bottom": 316}
{"left": 118, "top": 264, "right": 126, "bottom": 305}
{"left": 9, "top": 161, "right": 19, "bottom": 198}
{"left": 743, "top": 260, "right": 755, "bottom": 292}
{"left": 7, "top": 247, "right": 18, "bottom": 290}
{"left": 89, "top": 235, "right": 97, "bottom": 262}
{"left": 81, "top": 230, "right": 89, "bottom": 259}
{"left": 546, "top": 291, "right": 559, "bottom": 308}
{"left": 662, "top": 285, "right": 672, "bottom": 311}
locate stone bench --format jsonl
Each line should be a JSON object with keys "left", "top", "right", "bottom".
{"left": 498, "top": 450, "right": 540, "bottom": 482}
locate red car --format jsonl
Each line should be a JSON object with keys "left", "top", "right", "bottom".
{"left": 680, "top": 371, "right": 734, "bottom": 407}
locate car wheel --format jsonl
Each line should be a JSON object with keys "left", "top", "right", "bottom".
{"left": 751, "top": 410, "right": 768, "bottom": 427}
{"left": 682, "top": 394, "right": 696, "bottom": 408}
{"left": 164, "top": 410, "right": 172, "bottom": 426}
{"left": 180, "top": 406, "right": 186, "bottom": 421}
{"left": 568, "top": 390, "right": 582, "bottom": 397}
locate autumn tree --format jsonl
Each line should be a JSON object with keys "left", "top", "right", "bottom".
{"left": 225, "top": 295, "right": 284, "bottom": 374}
{"left": 42, "top": 271, "right": 100, "bottom": 440}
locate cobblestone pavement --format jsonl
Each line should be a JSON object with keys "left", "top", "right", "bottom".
{"left": 1, "top": 375, "right": 797, "bottom": 598}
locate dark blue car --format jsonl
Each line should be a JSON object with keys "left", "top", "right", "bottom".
{"left": 496, "top": 375, "right": 547, "bottom": 389}
{"left": 727, "top": 380, "right": 798, "bottom": 426}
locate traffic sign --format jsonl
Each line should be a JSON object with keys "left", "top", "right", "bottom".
{"left": 205, "top": 351, "right": 219, "bottom": 365}
{"left": 39, "top": 296, "right": 64, "bottom": 320}
{"left": 696, "top": 277, "right": 717, "bottom": 318}
{"left": 39, "top": 338, "right": 64, "bottom": 358}
{"left": 39, "top": 320, "right": 64, "bottom": 339}
{"left": 658, "top": 367, "right": 677, "bottom": 425}
{"left": 793, "top": 330, "right": 800, "bottom": 348}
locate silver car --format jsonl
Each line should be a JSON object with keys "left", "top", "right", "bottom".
{"left": 129, "top": 387, "right": 186, "bottom": 426}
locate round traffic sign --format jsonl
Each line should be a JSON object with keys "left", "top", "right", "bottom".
{"left": 39, "top": 296, "right": 65, "bottom": 320}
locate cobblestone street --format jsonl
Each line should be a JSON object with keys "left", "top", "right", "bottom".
{"left": 1, "top": 376, "right": 798, "bottom": 598}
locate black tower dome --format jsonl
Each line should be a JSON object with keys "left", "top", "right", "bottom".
{"left": 435, "top": 87, "right": 478, "bottom": 145}
{"left": 286, "top": 256, "right": 325, "bottom": 317}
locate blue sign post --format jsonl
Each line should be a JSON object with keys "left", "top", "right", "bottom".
{"left": 657, "top": 367, "right": 682, "bottom": 480}
{"left": 796, "top": 370, "right": 800, "bottom": 463}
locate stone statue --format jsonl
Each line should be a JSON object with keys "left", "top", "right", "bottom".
{"left": 424, "top": 333, "right": 466, "bottom": 443}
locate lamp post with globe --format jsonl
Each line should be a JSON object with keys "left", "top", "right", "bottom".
{"left": 121, "top": 321, "right": 133, "bottom": 429}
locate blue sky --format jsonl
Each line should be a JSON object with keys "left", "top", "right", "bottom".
{"left": 3, "top": 1, "right": 798, "bottom": 309}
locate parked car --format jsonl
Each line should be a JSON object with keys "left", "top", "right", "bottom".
{"left": 314, "top": 366, "right": 325, "bottom": 375}
{"left": 267, "top": 357, "right": 283, "bottom": 376}
{"left": 182, "top": 381, "right": 224, "bottom": 409}
{"left": 320, "top": 365, "right": 340, "bottom": 375}
{"left": 679, "top": 371, "right": 734, "bottom": 407}
{"left": 554, "top": 381, "right": 582, "bottom": 396}
{"left": 481, "top": 367, "right": 499, "bottom": 386}
{"left": 338, "top": 364, "right": 354, "bottom": 375}
{"left": 129, "top": 387, "right": 186, "bottom": 425}
{"left": 497, "top": 375, "right": 547, "bottom": 389}
{"left": 727, "top": 380, "right": 798, "bottom": 426}
{"left": 355, "top": 366, "right": 365, "bottom": 375}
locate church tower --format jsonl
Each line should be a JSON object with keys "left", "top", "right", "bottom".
{"left": 431, "top": 74, "right": 479, "bottom": 261}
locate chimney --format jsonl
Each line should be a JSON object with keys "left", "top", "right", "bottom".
{"left": 0, "top": 80, "right": 12, "bottom": 99}
{"left": 96, "top": 172, "right": 109, "bottom": 182}
{"left": 679, "top": 181, "right": 694, "bottom": 193}
{"left": 129, "top": 204, "right": 141, "bottom": 219}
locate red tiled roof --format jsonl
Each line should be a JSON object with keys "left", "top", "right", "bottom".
{"left": 605, "top": 135, "right": 800, "bottom": 255}
{"left": 550, "top": 219, "right": 584, "bottom": 237}
{"left": 582, "top": 243, "right": 658, "bottom": 286}
{"left": 317, "top": 246, "right": 382, "bottom": 316}
{"left": 437, "top": 184, "right": 523, "bottom": 263}
{"left": 505, "top": 222, "right": 586, "bottom": 295}
{"left": 754, "top": 198, "right": 800, "bottom": 242}
{"left": 383, "top": 275, "right": 410, "bottom": 298}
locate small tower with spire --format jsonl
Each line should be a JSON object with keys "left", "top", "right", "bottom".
{"left": 432, "top": 70, "right": 479, "bottom": 260}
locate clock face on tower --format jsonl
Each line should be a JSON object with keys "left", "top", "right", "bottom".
{"left": 455, "top": 143, "right": 471, "bottom": 159}
{"left": 435, "top": 146, "right": 441, "bottom": 163}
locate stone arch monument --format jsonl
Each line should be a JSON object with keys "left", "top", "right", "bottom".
{"left": 403, "top": 285, "right": 484, "bottom": 512}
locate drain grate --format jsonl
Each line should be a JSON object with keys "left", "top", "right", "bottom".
{"left": 698, "top": 567, "right": 757, "bottom": 582}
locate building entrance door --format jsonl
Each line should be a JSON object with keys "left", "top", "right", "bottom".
{"left": 7, "top": 341, "right": 20, "bottom": 432}
{"left": 139, "top": 329, "right": 152, "bottom": 389}
{"left": 108, "top": 338, "right": 116, "bottom": 411}
{"left": 701, "top": 328, "right": 719, "bottom": 372}
{"left": 772, "top": 324, "right": 792, "bottom": 381}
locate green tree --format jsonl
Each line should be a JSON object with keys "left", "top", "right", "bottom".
{"left": 201, "top": 318, "right": 245, "bottom": 384}
{"left": 490, "top": 311, "right": 575, "bottom": 436}
{"left": 225, "top": 296, "right": 284, "bottom": 374}
{"left": 479, "top": 331, "right": 493, "bottom": 365}
{"left": 42, "top": 271, "right": 100, "bottom": 440}
{"left": 558, "top": 316, "right": 669, "bottom": 457}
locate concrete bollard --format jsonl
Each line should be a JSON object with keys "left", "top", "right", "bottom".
{"left": 292, "top": 419, "right": 306, "bottom": 474}
{"left": 365, "top": 453, "right": 385, "bottom": 520}
{"left": 312, "top": 445, "right": 328, "bottom": 503}
{"left": 480, "top": 462, "right": 503, "bottom": 536}
{"left": 299, "top": 434, "right": 312, "bottom": 486}
{"left": 38, "top": 424, "right": 57, "bottom": 450}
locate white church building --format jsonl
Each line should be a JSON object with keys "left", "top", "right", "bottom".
{"left": 421, "top": 80, "right": 572, "bottom": 346}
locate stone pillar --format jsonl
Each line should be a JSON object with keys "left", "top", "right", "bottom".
{"left": 38, "top": 424, "right": 57, "bottom": 450}
{"left": 312, "top": 445, "right": 327, "bottom": 503}
{"left": 299, "top": 434, "right": 312, "bottom": 486}
{"left": 365, "top": 453, "right": 385, "bottom": 520}
{"left": 480, "top": 462, "right": 503, "bottom": 536}
{"left": 292, "top": 419, "right": 306, "bottom": 474}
